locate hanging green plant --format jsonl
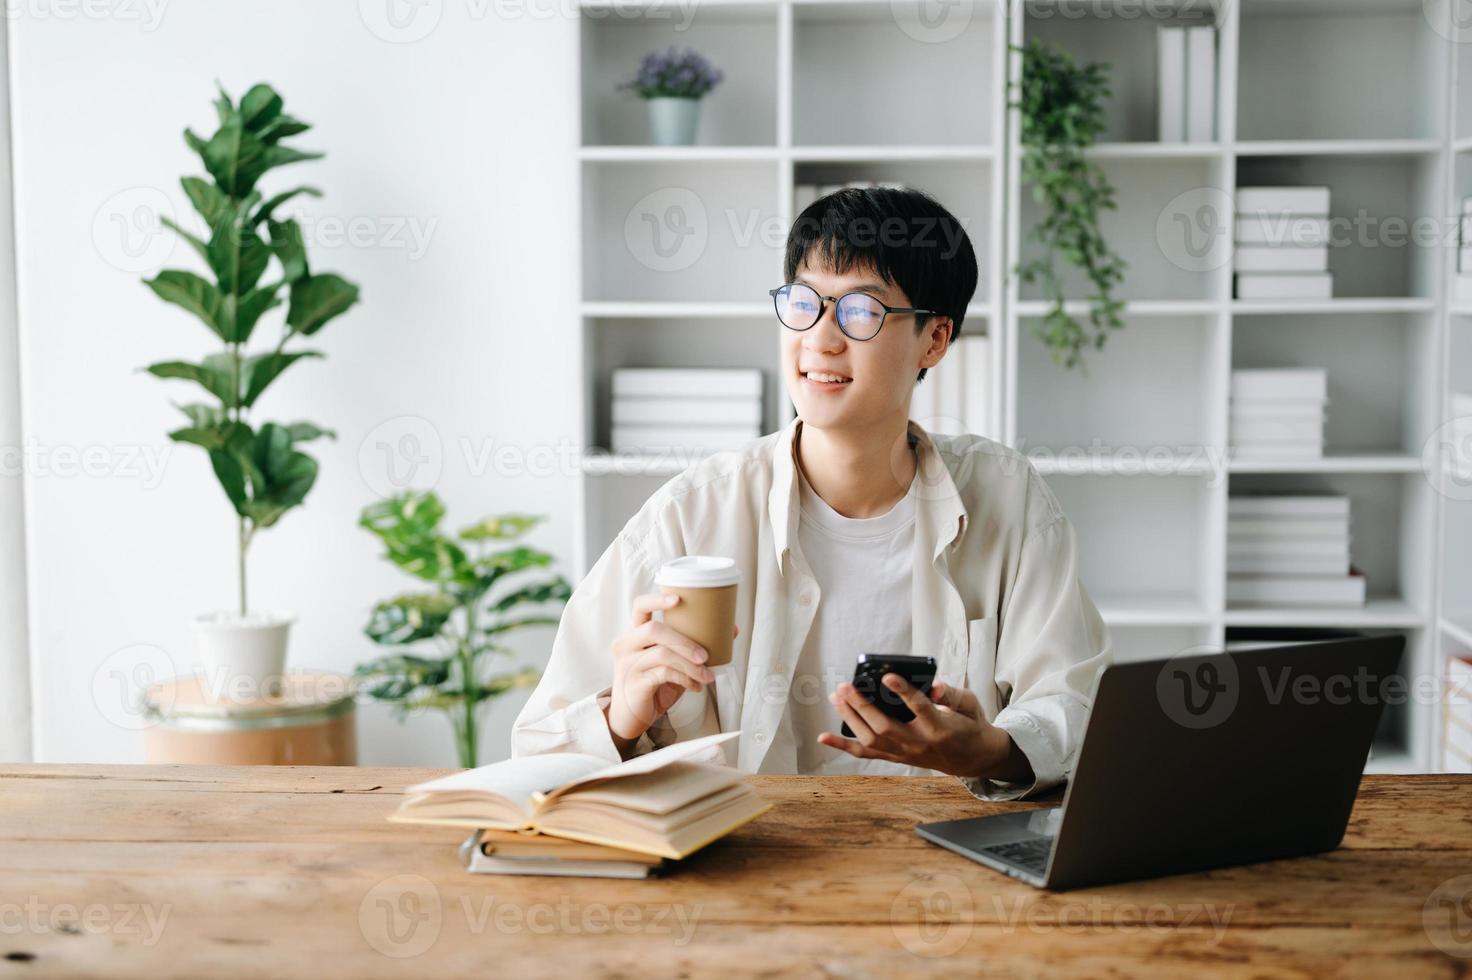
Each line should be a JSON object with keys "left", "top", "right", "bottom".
{"left": 1012, "top": 40, "right": 1127, "bottom": 370}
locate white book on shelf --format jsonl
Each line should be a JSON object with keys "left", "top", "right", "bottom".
{"left": 1230, "top": 441, "right": 1325, "bottom": 459}
{"left": 1456, "top": 276, "right": 1472, "bottom": 307}
{"left": 1226, "top": 572, "right": 1366, "bottom": 607}
{"left": 1231, "top": 368, "right": 1328, "bottom": 402}
{"left": 923, "top": 349, "right": 964, "bottom": 436}
{"left": 1227, "top": 555, "right": 1350, "bottom": 576}
{"left": 1185, "top": 26, "right": 1216, "bottom": 143}
{"left": 1236, "top": 186, "right": 1331, "bottom": 216}
{"left": 1228, "top": 494, "right": 1350, "bottom": 518}
{"left": 1235, "top": 215, "right": 1331, "bottom": 247}
{"left": 1157, "top": 26, "right": 1186, "bottom": 142}
{"left": 611, "top": 425, "right": 760, "bottom": 455}
{"left": 612, "top": 368, "right": 762, "bottom": 400}
{"left": 1233, "top": 245, "right": 1328, "bottom": 274}
{"left": 1230, "top": 417, "right": 1326, "bottom": 443}
{"left": 1227, "top": 538, "right": 1351, "bottom": 561}
{"left": 1235, "top": 272, "right": 1334, "bottom": 300}
{"left": 910, "top": 373, "right": 937, "bottom": 427}
{"left": 1228, "top": 517, "right": 1349, "bottom": 539}
{"left": 612, "top": 397, "right": 762, "bottom": 427}
{"left": 1229, "top": 398, "right": 1327, "bottom": 420}
{"left": 959, "top": 334, "right": 994, "bottom": 439}
{"left": 1461, "top": 246, "right": 1472, "bottom": 275}
{"left": 1452, "top": 393, "right": 1472, "bottom": 416}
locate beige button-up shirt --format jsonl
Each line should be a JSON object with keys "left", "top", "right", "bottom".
{"left": 512, "top": 418, "right": 1112, "bottom": 800}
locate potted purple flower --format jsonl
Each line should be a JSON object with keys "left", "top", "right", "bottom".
{"left": 621, "top": 46, "right": 724, "bottom": 146}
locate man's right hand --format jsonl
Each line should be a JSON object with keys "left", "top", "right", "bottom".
{"left": 604, "top": 592, "right": 727, "bottom": 756}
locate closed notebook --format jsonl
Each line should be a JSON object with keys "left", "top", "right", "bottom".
{"left": 389, "top": 731, "right": 771, "bottom": 860}
{"left": 458, "top": 829, "right": 665, "bottom": 879}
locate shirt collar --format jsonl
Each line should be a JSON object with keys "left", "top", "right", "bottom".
{"left": 768, "top": 417, "right": 968, "bottom": 576}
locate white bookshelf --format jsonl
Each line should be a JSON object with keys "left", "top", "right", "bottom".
{"left": 573, "top": 0, "right": 1461, "bottom": 772}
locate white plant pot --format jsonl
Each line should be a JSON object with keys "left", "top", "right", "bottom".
{"left": 191, "top": 610, "right": 294, "bottom": 701}
{"left": 646, "top": 97, "right": 701, "bottom": 146}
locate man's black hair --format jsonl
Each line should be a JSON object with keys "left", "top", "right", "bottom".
{"left": 782, "top": 185, "right": 979, "bottom": 382}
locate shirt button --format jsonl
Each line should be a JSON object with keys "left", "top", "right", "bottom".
{"left": 798, "top": 592, "right": 814, "bottom": 606}
{"left": 754, "top": 732, "right": 767, "bottom": 744}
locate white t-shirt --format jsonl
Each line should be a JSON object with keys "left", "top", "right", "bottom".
{"left": 785, "top": 458, "right": 929, "bottom": 775}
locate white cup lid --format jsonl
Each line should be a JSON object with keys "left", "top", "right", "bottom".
{"left": 655, "top": 556, "right": 741, "bottom": 588}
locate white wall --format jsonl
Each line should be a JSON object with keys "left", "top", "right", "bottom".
{"left": 10, "top": 0, "right": 579, "bottom": 764}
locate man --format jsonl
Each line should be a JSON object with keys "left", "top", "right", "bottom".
{"left": 513, "top": 186, "right": 1111, "bottom": 800}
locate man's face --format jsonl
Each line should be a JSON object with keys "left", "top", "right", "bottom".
{"left": 779, "top": 258, "right": 948, "bottom": 435}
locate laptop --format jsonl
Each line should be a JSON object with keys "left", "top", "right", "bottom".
{"left": 915, "top": 634, "right": 1405, "bottom": 891}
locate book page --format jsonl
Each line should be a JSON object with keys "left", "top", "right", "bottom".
{"left": 537, "top": 730, "right": 740, "bottom": 805}
{"left": 557, "top": 762, "right": 743, "bottom": 815}
{"left": 405, "top": 752, "right": 611, "bottom": 813}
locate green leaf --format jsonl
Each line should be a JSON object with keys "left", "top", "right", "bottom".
{"left": 458, "top": 514, "right": 543, "bottom": 542}
{"left": 489, "top": 577, "right": 573, "bottom": 614}
{"left": 143, "top": 270, "right": 227, "bottom": 339}
{"left": 239, "top": 83, "right": 283, "bottom": 131}
{"left": 145, "top": 353, "right": 237, "bottom": 405}
{"left": 470, "top": 666, "right": 541, "bottom": 705}
{"left": 201, "top": 116, "right": 268, "bottom": 197}
{"left": 359, "top": 492, "right": 475, "bottom": 585}
{"left": 256, "top": 114, "right": 311, "bottom": 145}
{"left": 353, "top": 652, "right": 452, "bottom": 700}
{"left": 159, "top": 217, "right": 209, "bottom": 265}
{"left": 175, "top": 402, "right": 227, "bottom": 428}
{"left": 285, "top": 421, "right": 335, "bottom": 443}
{"left": 241, "top": 350, "right": 322, "bottom": 407}
{"left": 206, "top": 219, "right": 272, "bottom": 297}
{"left": 241, "top": 423, "right": 319, "bottom": 527}
{"left": 181, "top": 176, "right": 230, "bottom": 229}
{"left": 267, "top": 219, "right": 308, "bottom": 282}
{"left": 231, "top": 284, "right": 282, "bottom": 344}
{"left": 480, "top": 615, "right": 564, "bottom": 637}
{"left": 286, "top": 273, "right": 359, "bottom": 335}
{"left": 364, "top": 593, "right": 458, "bottom": 646}
{"left": 183, "top": 127, "right": 209, "bottom": 160}
{"left": 361, "top": 492, "right": 446, "bottom": 539}
{"left": 263, "top": 145, "right": 323, "bottom": 170}
{"left": 252, "top": 186, "right": 321, "bottom": 226}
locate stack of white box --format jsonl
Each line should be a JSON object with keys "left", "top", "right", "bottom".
{"left": 910, "top": 333, "right": 995, "bottom": 439}
{"left": 1230, "top": 368, "right": 1327, "bottom": 460}
{"left": 610, "top": 368, "right": 762, "bottom": 455}
{"left": 1226, "top": 495, "right": 1364, "bottom": 607}
{"left": 1235, "top": 187, "right": 1333, "bottom": 300}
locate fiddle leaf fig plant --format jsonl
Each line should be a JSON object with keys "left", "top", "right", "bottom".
{"left": 143, "top": 82, "right": 360, "bottom": 614}
{"left": 1013, "top": 40, "right": 1127, "bottom": 370}
{"left": 355, "top": 491, "right": 573, "bottom": 768}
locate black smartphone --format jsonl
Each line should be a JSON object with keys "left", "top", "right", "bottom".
{"left": 839, "top": 653, "right": 938, "bottom": 738}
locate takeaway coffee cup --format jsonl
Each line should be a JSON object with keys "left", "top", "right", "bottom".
{"left": 654, "top": 556, "right": 741, "bottom": 668}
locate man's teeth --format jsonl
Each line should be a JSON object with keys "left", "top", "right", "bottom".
{"left": 805, "top": 372, "right": 851, "bottom": 383}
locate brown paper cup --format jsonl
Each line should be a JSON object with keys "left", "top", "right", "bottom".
{"left": 655, "top": 557, "right": 741, "bottom": 668}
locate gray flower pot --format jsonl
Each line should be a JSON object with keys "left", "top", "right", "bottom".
{"left": 646, "top": 97, "right": 701, "bottom": 146}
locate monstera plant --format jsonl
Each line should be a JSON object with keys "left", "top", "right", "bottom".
{"left": 143, "top": 82, "right": 360, "bottom": 694}
{"left": 355, "top": 491, "right": 573, "bottom": 767}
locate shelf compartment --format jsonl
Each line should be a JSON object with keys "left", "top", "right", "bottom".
{"left": 1234, "top": 154, "right": 1445, "bottom": 301}
{"left": 793, "top": 0, "right": 995, "bottom": 147}
{"left": 1018, "top": 156, "right": 1229, "bottom": 303}
{"left": 1040, "top": 472, "right": 1214, "bottom": 617}
{"left": 579, "top": 2, "right": 778, "bottom": 147}
{"left": 582, "top": 160, "right": 780, "bottom": 303}
{"left": 1105, "top": 624, "right": 1218, "bottom": 663}
{"left": 1237, "top": 1, "right": 1447, "bottom": 142}
{"left": 1016, "top": 313, "right": 1219, "bottom": 459}
{"left": 1226, "top": 472, "right": 1437, "bottom": 621}
{"left": 1231, "top": 310, "right": 1440, "bottom": 458}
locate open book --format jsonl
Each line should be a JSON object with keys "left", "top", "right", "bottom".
{"left": 390, "top": 731, "right": 769, "bottom": 860}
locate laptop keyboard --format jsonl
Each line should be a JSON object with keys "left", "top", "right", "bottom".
{"left": 982, "top": 838, "right": 1052, "bottom": 876}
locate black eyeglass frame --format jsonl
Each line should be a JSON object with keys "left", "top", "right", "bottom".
{"left": 768, "top": 283, "right": 939, "bottom": 342}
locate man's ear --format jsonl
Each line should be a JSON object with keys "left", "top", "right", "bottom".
{"left": 917, "top": 316, "right": 953, "bottom": 370}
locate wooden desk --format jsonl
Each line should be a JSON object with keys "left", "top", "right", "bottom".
{"left": 1, "top": 767, "right": 1469, "bottom": 978}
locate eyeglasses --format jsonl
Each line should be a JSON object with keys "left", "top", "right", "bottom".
{"left": 768, "top": 282, "right": 937, "bottom": 342}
